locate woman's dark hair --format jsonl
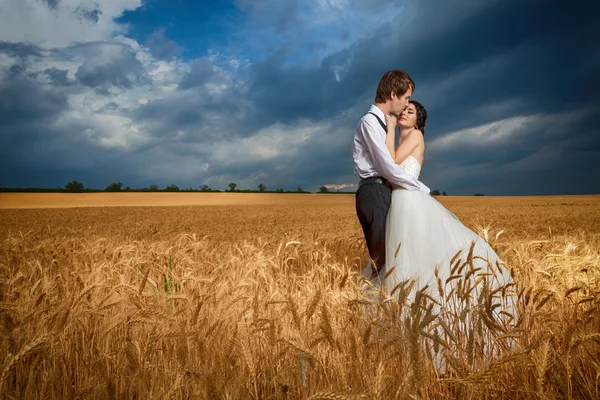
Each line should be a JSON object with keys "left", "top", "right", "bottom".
{"left": 409, "top": 100, "right": 427, "bottom": 135}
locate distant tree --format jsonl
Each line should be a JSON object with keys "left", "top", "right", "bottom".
{"left": 474, "top": 193, "right": 485, "bottom": 196}
{"left": 297, "top": 187, "right": 304, "bottom": 193}
{"left": 105, "top": 182, "right": 123, "bottom": 192}
{"left": 275, "top": 188, "right": 284, "bottom": 193}
{"left": 431, "top": 189, "right": 441, "bottom": 196}
{"left": 65, "top": 180, "right": 84, "bottom": 192}
{"left": 124, "top": 186, "right": 131, "bottom": 192}
{"left": 319, "top": 186, "right": 329, "bottom": 193}
{"left": 200, "top": 184, "right": 211, "bottom": 192}
{"left": 258, "top": 183, "right": 267, "bottom": 192}
{"left": 149, "top": 184, "right": 159, "bottom": 191}
{"left": 442, "top": 191, "right": 448, "bottom": 196}
{"left": 228, "top": 183, "right": 237, "bottom": 192}
{"left": 165, "top": 184, "right": 179, "bottom": 192}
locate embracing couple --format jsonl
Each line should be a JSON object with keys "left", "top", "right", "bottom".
{"left": 352, "top": 69, "right": 513, "bottom": 299}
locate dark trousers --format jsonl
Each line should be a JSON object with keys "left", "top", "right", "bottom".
{"left": 355, "top": 182, "right": 392, "bottom": 275}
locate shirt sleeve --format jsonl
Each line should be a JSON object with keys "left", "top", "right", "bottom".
{"left": 359, "top": 117, "right": 431, "bottom": 193}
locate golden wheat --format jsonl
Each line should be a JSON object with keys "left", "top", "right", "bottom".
{"left": 0, "top": 194, "right": 599, "bottom": 398}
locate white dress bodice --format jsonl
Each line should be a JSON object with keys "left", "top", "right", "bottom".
{"left": 398, "top": 155, "right": 422, "bottom": 180}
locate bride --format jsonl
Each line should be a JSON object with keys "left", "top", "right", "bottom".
{"left": 381, "top": 101, "right": 515, "bottom": 307}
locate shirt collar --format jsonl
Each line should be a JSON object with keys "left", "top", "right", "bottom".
{"left": 369, "top": 104, "right": 386, "bottom": 126}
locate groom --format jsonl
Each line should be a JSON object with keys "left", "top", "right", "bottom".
{"left": 352, "top": 69, "right": 430, "bottom": 281}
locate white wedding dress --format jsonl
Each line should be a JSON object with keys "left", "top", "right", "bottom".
{"left": 383, "top": 156, "right": 514, "bottom": 299}
{"left": 378, "top": 157, "right": 517, "bottom": 370}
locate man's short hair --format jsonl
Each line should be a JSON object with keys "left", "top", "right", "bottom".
{"left": 375, "top": 69, "right": 415, "bottom": 103}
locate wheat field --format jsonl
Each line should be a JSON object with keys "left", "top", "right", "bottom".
{"left": 1, "top": 193, "right": 599, "bottom": 399}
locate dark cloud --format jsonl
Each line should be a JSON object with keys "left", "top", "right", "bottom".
{"left": 0, "top": 43, "right": 73, "bottom": 79}
{"left": 0, "top": 104, "right": 145, "bottom": 190}
{"left": 241, "top": 0, "right": 599, "bottom": 132}
{"left": 75, "top": 42, "right": 148, "bottom": 89}
{"left": 0, "top": 44, "right": 69, "bottom": 143}
{"left": 44, "top": 67, "right": 73, "bottom": 86}
{"left": 131, "top": 67, "right": 251, "bottom": 145}
{"left": 340, "top": 30, "right": 349, "bottom": 42}
{"left": 1, "top": 0, "right": 599, "bottom": 194}
{"left": 0, "top": 41, "right": 44, "bottom": 58}
{"left": 8, "top": 64, "right": 25, "bottom": 78}
{"left": 145, "top": 28, "right": 184, "bottom": 61}
{"left": 275, "top": 2, "right": 298, "bottom": 34}
{"left": 226, "top": 0, "right": 599, "bottom": 194}
{"left": 0, "top": 79, "right": 67, "bottom": 126}
{"left": 131, "top": 96, "right": 207, "bottom": 140}
{"left": 0, "top": 148, "right": 140, "bottom": 190}
{"left": 0, "top": 162, "right": 68, "bottom": 189}
{"left": 418, "top": 109, "right": 600, "bottom": 195}
{"left": 75, "top": 6, "right": 102, "bottom": 25}
{"left": 436, "top": 117, "right": 584, "bottom": 169}
{"left": 178, "top": 58, "right": 214, "bottom": 90}
{"left": 44, "top": 0, "right": 60, "bottom": 10}
{"left": 241, "top": 42, "right": 363, "bottom": 128}
{"left": 353, "top": 0, "right": 394, "bottom": 10}
{"left": 235, "top": 0, "right": 300, "bottom": 33}
{"left": 98, "top": 101, "right": 121, "bottom": 113}
{"left": 397, "top": 0, "right": 600, "bottom": 135}
{"left": 423, "top": 147, "right": 600, "bottom": 196}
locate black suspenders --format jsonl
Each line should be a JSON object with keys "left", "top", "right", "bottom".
{"left": 368, "top": 112, "right": 387, "bottom": 132}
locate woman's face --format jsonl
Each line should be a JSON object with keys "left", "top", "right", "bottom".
{"left": 397, "top": 103, "right": 417, "bottom": 129}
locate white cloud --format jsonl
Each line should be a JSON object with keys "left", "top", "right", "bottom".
{"left": 206, "top": 121, "right": 325, "bottom": 167}
{"left": 420, "top": 108, "right": 597, "bottom": 190}
{"left": 428, "top": 110, "right": 593, "bottom": 154}
{"left": 324, "top": 183, "right": 354, "bottom": 190}
{"left": 427, "top": 115, "right": 535, "bottom": 152}
{"left": 0, "top": 31, "right": 197, "bottom": 153}
{"left": 230, "top": 0, "right": 409, "bottom": 66}
{"left": 1, "top": 0, "right": 595, "bottom": 194}
{"left": 0, "top": 0, "right": 142, "bottom": 47}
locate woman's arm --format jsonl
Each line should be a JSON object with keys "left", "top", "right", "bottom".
{"left": 357, "top": 117, "right": 429, "bottom": 192}
{"left": 393, "top": 130, "right": 423, "bottom": 164}
{"left": 385, "top": 114, "right": 397, "bottom": 159}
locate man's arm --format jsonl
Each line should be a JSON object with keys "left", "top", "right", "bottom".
{"left": 359, "top": 117, "right": 430, "bottom": 193}
{"left": 385, "top": 118, "right": 396, "bottom": 159}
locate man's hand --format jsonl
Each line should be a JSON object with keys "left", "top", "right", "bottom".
{"left": 385, "top": 113, "right": 397, "bottom": 130}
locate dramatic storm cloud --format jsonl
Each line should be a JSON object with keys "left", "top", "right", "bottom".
{"left": 0, "top": 0, "right": 598, "bottom": 194}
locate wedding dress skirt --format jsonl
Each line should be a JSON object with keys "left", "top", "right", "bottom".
{"left": 383, "top": 156, "right": 514, "bottom": 300}
{"left": 377, "top": 156, "right": 517, "bottom": 370}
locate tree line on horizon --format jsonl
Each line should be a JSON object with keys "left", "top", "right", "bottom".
{"left": 0, "top": 181, "right": 459, "bottom": 195}
{"left": 0, "top": 181, "right": 326, "bottom": 194}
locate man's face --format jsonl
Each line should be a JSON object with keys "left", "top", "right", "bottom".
{"left": 391, "top": 87, "right": 413, "bottom": 114}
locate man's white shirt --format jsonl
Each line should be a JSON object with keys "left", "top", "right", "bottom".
{"left": 352, "top": 105, "right": 430, "bottom": 193}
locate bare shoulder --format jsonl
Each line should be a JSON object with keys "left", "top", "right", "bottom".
{"left": 407, "top": 129, "right": 424, "bottom": 142}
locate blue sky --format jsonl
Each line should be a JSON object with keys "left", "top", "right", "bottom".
{"left": 117, "top": 0, "right": 240, "bottom": 60}
{"left": 0, "top": 0, "right": 599, "bottom": 195}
